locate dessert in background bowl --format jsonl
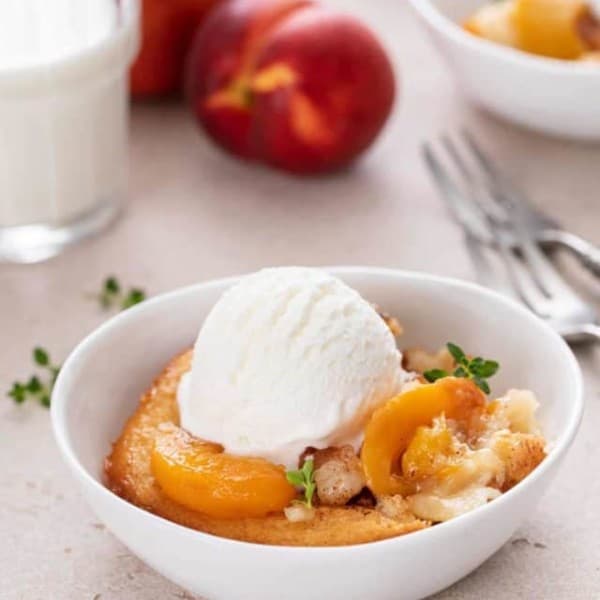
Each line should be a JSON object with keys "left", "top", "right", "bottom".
{"left": 465, "top": 0, "right": 600, "bottom": 61}
{"left": 409, "top": 0, "right": 600, "bottom": 140}
{"left": 52, "top": 267, "right": 582, "bottom": 600}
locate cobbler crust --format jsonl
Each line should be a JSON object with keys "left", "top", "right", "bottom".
{"left": 104, "top": 350, "right": 428, "bottom": 546}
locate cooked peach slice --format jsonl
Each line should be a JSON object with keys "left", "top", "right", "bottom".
{"left": 361, "top": 378, "right": 486, "bottom": 497}
{"left": 401, "top": 417, "right": 463, "bottom": 482}
{"left": 151, "top": 424, "right": 296, "bottom": 519}
{"left": 513, "top": 0, "right": 589, "bottom": 59}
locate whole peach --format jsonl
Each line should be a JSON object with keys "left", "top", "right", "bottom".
{"left": 186, "top": 0, "right": 396, "bottom": 173}
{"left": 131, "top": 0, "right": 219, "bottom": 98}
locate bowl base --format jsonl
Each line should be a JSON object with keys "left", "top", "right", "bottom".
{"left": 0, "top": 199, "right": 121, "bottom": 264}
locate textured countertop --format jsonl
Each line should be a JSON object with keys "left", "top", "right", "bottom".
{"left": 2, "top": 1, "right": 600, "bottom": 598}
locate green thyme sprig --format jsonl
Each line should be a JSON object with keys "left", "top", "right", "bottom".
{"left": 10, "top": 277, "right": 146, "bottom": 411}
{"left": 424, "top": 342, "right": 499, "bottom": 394}
{"left": 93, "top": 276, "right": 146, "bottom": 311}
{"left": 286, "top": 458, "right": 317, "bottom": 509}
{"left": 8, "top": 347, "right": 61, "bottom": 408}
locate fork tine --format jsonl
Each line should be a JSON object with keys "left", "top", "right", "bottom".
{"left": 461, "top": 130, "right": 496, "bottom": 175}
{"left": 422, "top": 143, "right": 490, "bottom": 241}
{"left": 438, "top": 135, "right": 551, "bottom": 313}
{"left": 441, "top": 135, "right": 472, "bottom": 182}
{"left": 422, "top": 144, "right": 499, "bottom": 289}
{"left": 462, "top": 129, "right": 540, "bottom": 219}
{"left": 441, "top": 136, "right": 508, "bottom": 224}
{"left": 460, "top": 132, "right": 580, "bottom": 299}
{"left": 494, "top": 242, "right": 552, "bottom": 315}
{"left": 464, "top": 127, "right": 561, "bottom": 226}
{"left": 447, "top": 134, "right": 551, "bottom": 297}
{"left": 461, "top": 129, "right": 532, "bottom": 216}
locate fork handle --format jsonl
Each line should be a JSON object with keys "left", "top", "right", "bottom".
{"left": 579, "top": 324, "right": 600, "bottom": 342}
{"left": 561, "top": 322, "right": 600, "bottom": 343}
{"left": 543, "top": 229, "right": 600, "bottom": 278}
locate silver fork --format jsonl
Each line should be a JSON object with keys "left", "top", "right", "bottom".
{"left": 432, "top": 130, "right": 600, "bottom": 278}
{"left": 423, "top": 132, "right": 600, "bottom": 344}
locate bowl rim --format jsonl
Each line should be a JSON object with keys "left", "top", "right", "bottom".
{"left": 408, "top": 0, "right": 600, "bottom": 77}
{"left": 51, "top": 266, "right": 584, "bottom": 555}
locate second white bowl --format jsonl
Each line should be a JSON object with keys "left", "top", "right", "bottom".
{"left": 409, "top": 0, "right": 600, "bottom": 140}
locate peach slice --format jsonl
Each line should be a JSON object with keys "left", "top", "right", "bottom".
{"left": 361, "top": 378, "right": 486, "bottom": 497}
{"left": 513, "top": 0, "right": 589, "bottom": 59}
{"left": 401, "top": 418, "right": 460, "bottom": 482}
{"left": 151, "top": 424, "right": 296, "bottom": 519}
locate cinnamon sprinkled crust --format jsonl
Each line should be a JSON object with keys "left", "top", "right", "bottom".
{"left": 104, "top": 350, "right": 428, "bottom": 546}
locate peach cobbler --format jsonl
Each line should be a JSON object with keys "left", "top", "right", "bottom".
{"left": 465, "top": 0, "right": 600, "bottom": 62}
{"left": 105, "top": 268, "right": 546, "bottom": 546}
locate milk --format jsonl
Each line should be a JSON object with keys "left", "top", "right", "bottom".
{"left": 0, "top": 0, "right": 117, "bottom": 69}
{"left": 0, "top": 0, "right": 139, "bottom": 260}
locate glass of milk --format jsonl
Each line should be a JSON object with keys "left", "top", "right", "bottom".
{"left": 0, "top": 0, "right": 139, "bottom": 263}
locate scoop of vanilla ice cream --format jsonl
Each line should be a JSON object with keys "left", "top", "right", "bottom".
{"left": 177, "top": 267, "right": 406, "bottom": 469}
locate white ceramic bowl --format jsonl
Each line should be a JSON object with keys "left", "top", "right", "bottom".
{"left": 409, "top": 0, "right": 600, "bottom": 140}
{"left": 52, "top": 268, "right": 582, "bottom": 600}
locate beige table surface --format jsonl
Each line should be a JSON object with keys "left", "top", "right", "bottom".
{"left": 2, "top": 2, "right": 600, "bottom": 599}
